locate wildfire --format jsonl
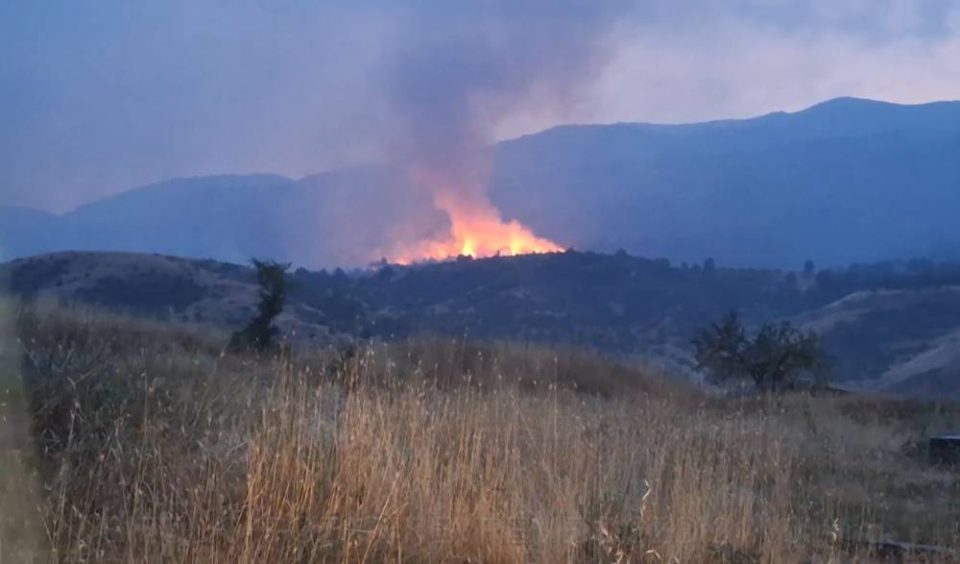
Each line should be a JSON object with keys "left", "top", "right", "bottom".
{"left": 389, "top": 172, "right": 562, "bottom": 264}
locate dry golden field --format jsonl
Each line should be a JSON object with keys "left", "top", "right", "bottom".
{"left": 1, "top": 304, "right": 958, "bottom": 563}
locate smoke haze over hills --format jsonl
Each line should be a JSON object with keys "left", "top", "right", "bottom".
{"left": 2, "top": 97, "right": 960, "bottom": 268}
{"left": 3, "top": 0, "right": 960, "bottom": 212}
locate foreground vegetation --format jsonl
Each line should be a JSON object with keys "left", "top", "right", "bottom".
{"left": 1, "top": 304, "right": 959, "bottom": 562}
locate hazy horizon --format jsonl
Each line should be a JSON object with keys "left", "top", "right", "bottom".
{"left": 5, "top": 94, "right": 958, "bottom": 215}
{"left": 4, "top": 0, "right": 960, "bottom": 212}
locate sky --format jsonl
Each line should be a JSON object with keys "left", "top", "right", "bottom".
{"left": 2, "top": 0, "right": 959, "bottom": 212}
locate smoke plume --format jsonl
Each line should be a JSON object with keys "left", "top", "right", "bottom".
{"left": 380, "top": 1, "right": 627, "bottom": 261}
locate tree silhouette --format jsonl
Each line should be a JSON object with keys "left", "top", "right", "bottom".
{"left": 703, "top": 257, "right": 716, "bottom": 275}
{"left": 693, "top": 311, "right": 826, "bottom": 392}
{"left": 229, "top": 259, "right": 290, "bottom": 353}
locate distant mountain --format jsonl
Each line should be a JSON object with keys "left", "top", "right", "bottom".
{"left": 3, "top": 97, "right": 960, "bottom": 268}
{"left": 6, "top": 250, "right": 960, "bottom": 398}
{"left": 0, "top": 206, "right": 60, "bottom": 259}
{"left": 489, "top": 97, "right": 960, "bottom": 267}
{"left": 1, "top": 175, "right": 297, "bottom": 264}
{"left": 62, "top": 174, "right": 297, "bottom": 263}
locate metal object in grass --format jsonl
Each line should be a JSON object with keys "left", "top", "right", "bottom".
{"left": 929, "top": 433, "right": 960, "bottom": 466}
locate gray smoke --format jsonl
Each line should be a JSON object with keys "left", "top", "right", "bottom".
{"left": 384, "top": 0, "right": 628, "bottom": 184}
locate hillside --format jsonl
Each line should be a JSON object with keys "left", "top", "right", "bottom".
{"left": 795, "top": 285, "right": 960, "bottom": 397}
{"left": 5, "top": 250, "right": 960, "bottom": 398}
{"left": 3, "top": 97, "right": 960, "bottom": 268}
{"left": 4, "top": 302, "right": 958, "bottom": 561}
{"left": 491, "top": 97, "right": 960, "bottom": 267}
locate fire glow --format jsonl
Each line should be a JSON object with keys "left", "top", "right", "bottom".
{"left": 390, "top": 172, "right": 562, "bottom": 264}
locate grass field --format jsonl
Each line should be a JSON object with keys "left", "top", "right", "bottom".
{"left": 1, "top": 303, "right": 958, "bottom": 562}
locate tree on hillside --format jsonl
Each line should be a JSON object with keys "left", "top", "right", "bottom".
{"left": 692, "top": 312, "right": 826, "bottom": 392}
{"left": 229, "top": 259, "right": 290, "bottom": 353}
{"left": 703, "top": 257, "right": 716, "bottom": 274}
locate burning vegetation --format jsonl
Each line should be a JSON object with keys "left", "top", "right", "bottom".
{"left": 390, "top": 188, "right": 562, "bottom": 263}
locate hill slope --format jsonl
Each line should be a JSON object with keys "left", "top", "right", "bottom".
{"left": 2, "top": 97, "right": 960, "bottom": 268}
{"left": 490, "top": 97, "right": 960, "bottom": 266}
{"left": 5, "top": 250, "right": 960, "bottom": 398}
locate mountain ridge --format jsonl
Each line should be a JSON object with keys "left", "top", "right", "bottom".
{"left": 521, "top": 97, "right": 960, "bottom": 137}
{"left": 4, "top": 97, "right": 960, "bottom": 268}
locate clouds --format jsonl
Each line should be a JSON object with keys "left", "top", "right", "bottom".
{"left": 562, "top": 0, "right": 960, "bottom": 127}
{"left": 1, "top": 0, "right": 958, "bottom": 211}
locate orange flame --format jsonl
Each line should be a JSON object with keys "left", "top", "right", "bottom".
{"left": 389, "top": 173, "right": 562, "bottom": 264}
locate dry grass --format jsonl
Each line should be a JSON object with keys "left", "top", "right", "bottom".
{"left": 1, "top": 304, "right": 958, "bottom": 563}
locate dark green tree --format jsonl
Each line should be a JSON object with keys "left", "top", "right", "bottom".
{"left": 692, "top": 312, "right": 826, "bottom": 392}
{"left": 229, "top": 259, "right": 290, "bottom": 353}
{"left": 703, "top": 257, "right": 716, "bottom": 275}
